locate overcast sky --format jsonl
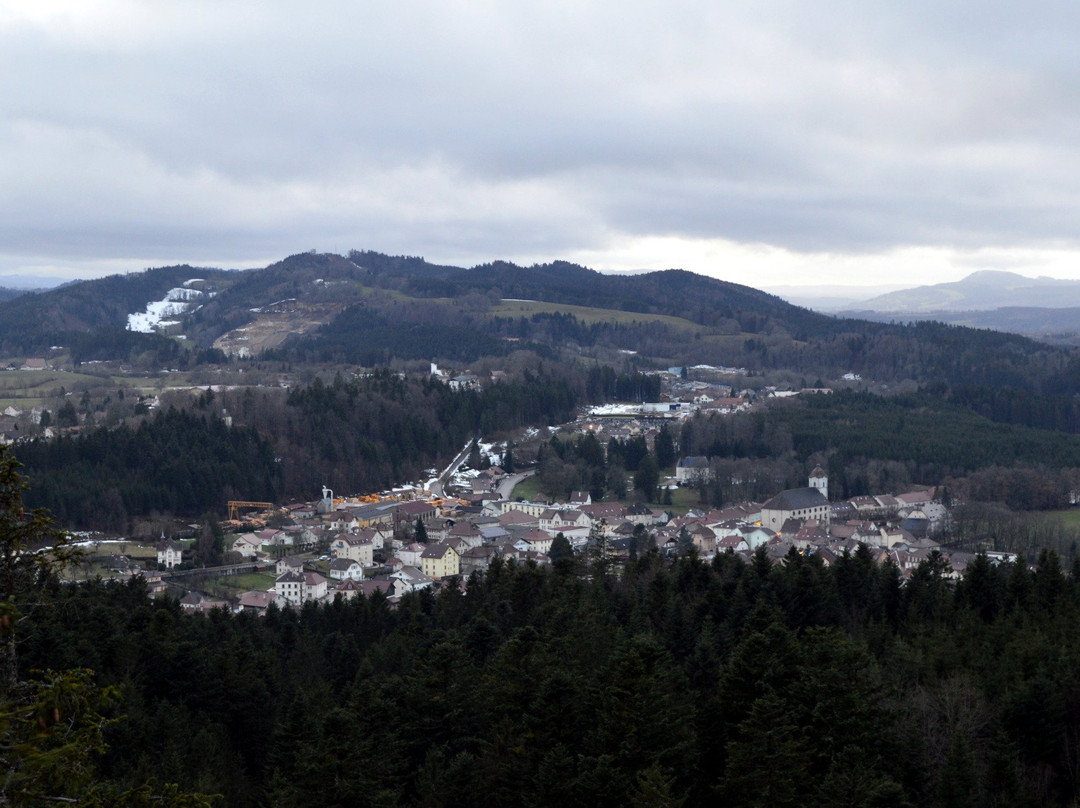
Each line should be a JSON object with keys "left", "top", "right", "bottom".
{"left": 4, "top": 1, "right": 1080, "bottom": 292}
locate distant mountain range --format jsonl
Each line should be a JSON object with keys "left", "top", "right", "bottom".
{"left": 853, "top": 270, "right": 1080, "bottom": 312}
{"left": 817, "top": 270, "right": 1080, "bottom": 344}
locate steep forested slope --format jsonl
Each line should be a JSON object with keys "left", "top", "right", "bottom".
{"left": 14, "top": 369, "right": 584, "bottom": 528}
{"left": 15, "top": 407, "right": 280, "bottom": 531}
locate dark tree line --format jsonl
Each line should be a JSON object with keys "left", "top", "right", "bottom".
{"left": 535, "top": 427, "right": 676, "bottom": 504}
{"left": 11, "top": 365, "right": 665, "bottom": 529}
{"left": 266, "top": 302, "right": 547, "bottom": 366}
{"left": 17, "top": 544, "right": 1080, "bottom": 806}
{"left": 679, "top": 390, "right": 1080, "bottom": 508}
{"left": 14, "top": 408, "right": 280, "bottom": 531}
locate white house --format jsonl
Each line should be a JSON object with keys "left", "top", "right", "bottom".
{"left": 518, "top": 528, "right": 554, "bottom": 555}
{"left": 232, "top": 534, "right": 263, "bottom": 558}
{"left": 156, "top": 538, "right": 183, "bottom": 569}
{"left": 500, "top": 501, "right": 549, "bottom": 518}
{"left": 390, "top": 566, "right": 434, "bottom": 593}
{"left": 329, "top": 558, "right": 364, "bottom": 581}
{"left": 275, "top": 556, "right": 304, "bottom": 576}
{"left": 330, "top": 534, "right": 375, "bottom": 566}
{"left": 397, "top": 542, "right": 426, "bottom": 567}
{"left": 447, "top": 521, "right": 484, "bottom": 549}
{"left": 716, "top": 534, "right": 750, "bottom": 553}
{"left": 539, "top": 509, "right": 591, "bottom": 535}
{"left": 274, "top": 570, "right": 328, "bottom": 606}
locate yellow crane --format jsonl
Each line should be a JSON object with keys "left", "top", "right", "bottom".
{"left": 227, "top": 500, "right": 275, "bottom": 520}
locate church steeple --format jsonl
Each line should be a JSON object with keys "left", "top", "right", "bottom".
{"left": 809, "top": 466, "right": 828, "bottom": 500}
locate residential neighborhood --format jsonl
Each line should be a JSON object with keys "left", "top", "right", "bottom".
{"left": 101, "top": 449, "right": 988, "bottom": 616}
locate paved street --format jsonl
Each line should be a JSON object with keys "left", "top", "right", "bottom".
{"left": 496, "top": 470, "right": 534, "bottom": 500}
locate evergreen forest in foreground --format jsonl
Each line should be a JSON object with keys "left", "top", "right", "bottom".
{"left": 13, "top": 541, "right": 1080, "bottom": 808}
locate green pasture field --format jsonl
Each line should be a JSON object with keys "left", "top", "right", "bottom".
{"left": 508, "top": 474, "right": 544, "bottom": 501}
{"left": 0, "top": 368, "right": 125, "bottom": 408}
{"left": 1049, "top": 508, "right": 1080, "bottom": 528}
{"left": 509, "top": 470, "right": 699, "bottom": 515}
{"left": 656, "top": 485, "right": 700, "bottom": 514}
{"left": 223, "top": 572, "right": 277, "bottom": 590}
{"left": 114, "top": 542, "right": 159, "bottom": 560}
{"left": 491, "top": 300, "right": 704, "bottom": 332}
{"left": 0, "top": 363, "right": 274, "bottom": 412}
{"left": 615, "top": 485, "right": 698, "bottom": 515}
{"left": 204, "top": 572, "right": 277, "bottom": 598}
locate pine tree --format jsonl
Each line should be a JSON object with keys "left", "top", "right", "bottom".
{"left": 0, "top": 446, "right": 77, "bottom": 688}
{"left": 0, "top": 446, "right": 216, "bottom": 807}
{"left": 655, "top": 424, "right": 677, "bottom": 470}
{"left": 718, "top": 692, "right": 811, "bottom": 808}
{"left": 634, "top": 453, "right": 660, "bottom": 498}
{"left": 549, "top": 533, "right": 572, "bottom": 561}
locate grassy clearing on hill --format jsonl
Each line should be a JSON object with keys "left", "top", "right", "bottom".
{"left": 119, "top": 542, "right": 159, "bottom": 560}
{"left": 1049, "top": 508, "right": 1080, "bottom": 528}
{"left": 491, "top": 300, "right": 704, "bottom": 332}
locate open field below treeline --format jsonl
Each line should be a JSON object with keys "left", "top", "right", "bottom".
{"left": 491, "top": 300, "right": 706, "bottom": 332}
{"left": 202, "top": 572, "right": 278, "bottom": 599}
{"left": 0, "top": 368, "right": 124, "bottom": 407}
{"left": 1048, "top": 508, "right": 1080, "bottom": 528}
{"left": 0, "top": 363, "right": 291, "bottom": 411}
{"left": 510, "top": 470, "right": 700, "bottom": 515}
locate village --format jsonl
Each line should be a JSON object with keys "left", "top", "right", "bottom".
{"left": 102, "top": 411, "right": 989, "bottom": 616}
{"left": 73, "top": 363, "right": 1003, "bottom": 614}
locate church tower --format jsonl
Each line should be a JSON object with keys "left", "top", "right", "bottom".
{"left": 809, "top": 466, "right": 828, "bottom": 500}
{"left": 317, "top": 485, "right": 335, "bottom": 515}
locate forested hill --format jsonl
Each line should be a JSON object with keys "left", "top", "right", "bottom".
{"left": 351, "top": 252, "right": 823, "bottom": 334}
{"left": 187, "top": 251, "right": 1079, "bottom": 395}
{"left": 0, "top": 249, "right": 869, "bottom": 354}
{"left": 0, "top": 250, "right": 1075, "bottom": 401}
{"left": 0, "top": 264, "right": 234, "bottom": 354}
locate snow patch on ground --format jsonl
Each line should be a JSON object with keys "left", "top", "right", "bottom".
{"left": 127, "top": 287, "right": 205, "bottom": 333}
{"left": 450, "top": 467, "right": 480, "bottom": 488}
{"left": 480, "top": 441, "right": 507, "bottom": 467}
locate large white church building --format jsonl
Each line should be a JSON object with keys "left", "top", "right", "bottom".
{"left": 759, "top": 467, "right": 830, "bottom": 531}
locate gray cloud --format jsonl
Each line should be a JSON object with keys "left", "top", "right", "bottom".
{"left": 4, "top": 1, "right": 1080, "bottom": 282}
